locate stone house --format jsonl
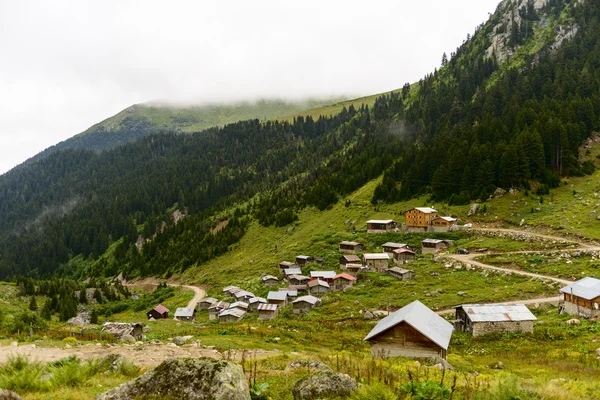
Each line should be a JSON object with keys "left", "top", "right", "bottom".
{"left": 228, "top": 301, "right": 249, "bottom": 313}
{"left": 147, "top": 304, "right": 169, "bottom": 319}
{"left": 308, "top": 279, "right": 330, "bottom": 295}
{"left": 338, "top": 241, "right": 365, "bottom": 254}
{"left": 340, "top": 255, "right": 362, "bottom": 269}
{"left": 345, "top": 263, "right": 367, "bottom": 276}
{"left": 559, "top": 277, "right": 600, "bottom": 318}
{"left": 295, "top": 255, "right": 314, "bottom": 266}
{"left": 382, "top": 242, "right": 410, "bottom": 256}
{"left": 454, "top": 304, "right": 536, "bottom": 337}
{"left": 284, "top": 268, "right": 303, "bottom": 278}
{"left": 267, "top": 291, "right": 288, "bottom": 307}
{"left": 332, "top": 273, "right": 357, "bottom": 291}
{"left": 218, "top": 308, "right": 245, "bottom": 323}
{"left": 288, "top": 274, "right": 310, "bottom": 286}
{"left": 363, "top": 253, "right": 390, "bottom": 272}
{"left": 261, "top": 275, "right": 279, "bottom": 288}
{"left": 393, "top": 248, "right": 416, "bottom": 265}
{"left": 197, "top": 297, "right": 218, "bottom": 310}
{"left": 257, "top": 303, "right": 278, "bottom": 320}
{"left": 279, "top": 261, "right": 296, "bottom": 274}
{"left": 223, "top": 286, "right": 241, "bottom": 296}
{"left": 364, "top": 300, "right": 453, "bottom": 359}
{"left": 233, "top": 290, "right": 255, "bottom": 302}
{"left": 208, "top": 301, "right": 230, "bottom": 320}
{"left": 367, "top": 219, "right": 398, "bottom": 233}
{"left": 387, "top": 267, "right": 415, "bottom": 280}
{"left": 287, "top": 284, "right": 308, "bottom": 294}
{"left": 421, "top": 239, "right": 451, "bottom": 254}
{"left": 248, "top": 297, "right": 267, "bottom": 312}
{"left": 292, "top": 295, "right": 322, "bottom": 314}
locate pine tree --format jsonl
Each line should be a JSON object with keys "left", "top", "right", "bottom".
{"left": 41, "top": 300, "right": 52, "bottom": 320}
{"left": 90, "top": 309, "right": 98, "bottom": 324}
{"left": 29, "top": 296, "right": 38, "bottom": 311}
{"left": 79, "top": 288, "right": 88, "bottom": 304}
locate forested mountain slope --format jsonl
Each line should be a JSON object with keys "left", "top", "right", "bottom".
{"left": 1, "top": 0, "right": 599, "bottom": 281}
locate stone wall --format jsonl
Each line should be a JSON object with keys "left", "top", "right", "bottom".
{"left": 562, "top": 301, "right": 600, "bottom": 319}
{"left": 472, "top": 320, "right": 533, "bottom": 337}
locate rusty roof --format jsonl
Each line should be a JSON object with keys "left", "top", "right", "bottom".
{"left": 334, "top": 273, "right": 356, "bottom": 281}
{"left": 152, "top": 304, "right": 169, "bottom": 314}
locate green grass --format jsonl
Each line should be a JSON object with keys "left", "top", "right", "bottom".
{"left": 453, "top": 236, "right": 576, "bottom": 252}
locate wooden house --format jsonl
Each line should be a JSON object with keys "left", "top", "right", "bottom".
{"left": 404, "top": 207, "right": 438, "bottom": 229}
{"left": 308, "top": 279, "right": 330, "bottom": 295}
{"left": 364, "top": 300, "right": 453, "bottom": 359}
{"left": 332, "top": 273, "right": 357, "bottom": 291}
{"left": 218, "top": 308, "right": 245, "bottom": 323}
{"left": 223, "top": 286, "right": 240, "bottom": 296}
{"left": 387, "top": 267, "right": 415, "bottom": 280}
{"left": 367, "top": 219, "right": 398, "bottom": 233}
{"left": 559, "top": 277, "right": 600, "bottom": 318}
{"left": 267, "top": 291, "right": 288, "bottom": 307}
{"left": 363, "top": 253, "right": 390, "bottom": 272}
{"left": 208, "top": 301, "right": 230, "bottom": 320}
{"left": 233, "top": 290, "right": 255, "bottom": 302}
{"left": 248, "top": 297, "right": 267, "bottom": 312}
{"left": 382, "top": 242, "right": 410, "bottom": 256}
{"left": 421, "top": 239, "right": 451, "bottom": 254}
{"left": 147, "top": 304, "right": 169, "bottom": 319}
{"left": 288, "top": 274, "right": 310, "bottom": 286}
{"left": 197, "top": 297, "right": 218, "bottom": 310}
{"left": 278, "top": 288, "right": 298, "bottom": 299}
{"left": 295, "top": 255, "right": 314, "bottom": 266}
{"left": 292, "top": 295, "right": 322, "bottom": 314}
{"left": 431, "top": 216, "right": 457, "bottom": 232}
{"left": 228, "top": 301, "right": 249, "bottom": 313}
{"left": 284, "top": 268, "right": 303, "bottom": 278}
{"left": 287, "top": 284, "right": 308, "bottom": 294}
{"left": 454, "top": 304, "right": 536, "bottom": 337}
{"left": 346, "top": 263, "right": 367, "bottom": 277}
{"left": 309, "top": 271, "right": 336, "bottom": 285}
{"left": 340, "top": 255, "right": 361, "bottom": 269}
{"left": 338, "top": 241, "right": 365, "bottom": 254}
{"left": 261, "top": 275, "right": 279, "bottom": 288}
{"left": 393, "top": 248, "right": 416, "bottom": 264}
{"left": 174, "top": 307, "right": 196, "bottom": 322}
{"left": 279, "top": 261, "right": 296, "bottom": 274}
{"left": 257, "top": 303, "right": 278, "bottom": 320}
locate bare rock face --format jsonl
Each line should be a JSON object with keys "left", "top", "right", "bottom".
{"left": 0, "top": 390, "right": 23, "bottom": 400}
{"left": 468, "top": 203, "right": 479, "bottom": 217}
{"left": 96, "top": 358, "right": 250, "bottom": 400}
{"left": 292, "top": 371, "right": 357, "bottom": 400}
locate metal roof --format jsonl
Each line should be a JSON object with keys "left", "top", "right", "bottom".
{"left": 198, "top": 297, "right": 218, "bottom": 304}
{"left": 248, "top": 297, "right": 267, "bottom": 304}
{"left": 208, "top": 301, "right": 230, "bottom": 310}
{"left": 367, "top": 219, "right": 395, "bottom": 224}
{"left": 296, "top": 255, "right": 313, "bottom": 260}
{"left": 422, "top": 239, "right": 446, "bottom": 244}
{"left": 435, "top": 216, "right": 456, "bottom": 222}
{"left": 363, "top": 253, "right": 390, "bottom": 260}
{"left": 334, "top": 273, "right": 356, "bottom": 281}
{"left": 223, "top": 285, "right": 239, "bottom": 292}
{"left": 288, "top": 284, "right": 308, "bottom": 290}
{"left": 457, "top": 304, "right": 537, "bottom": 322}
{"left": 345, "top": 263, "right": 366, "bottom": 269}
{"left": 288, "top": 274, "right": 310, "bottom": 281}
{"left": 257, "top": 303, "right": 278, "bottom": 311}
{"left": 262, "top": 275, "right": 279, "bottom": 281}
{"left": 293, "top": 295, "right": 321, "bottom": 305}
{"left": 219, "top": 308, "right": 246, "bottom": 318}
{"left": 393, "top": 248, "right": 415, "bottom": 255}
{"left": 278, "top": 289, "right": 298, "bottom": 296}
{"left": 414, "top": 207, "right": 438, "bottom": 213}
{"left": 310, "top": 271, "right": 336, "bottom": 279}
{"left": 267, "top": 291, "right": 288, "bottom": 301}
{"left": 364, "top": 300, "right": 453, "bottom": 350}
{"left": 382, "top": 242, "right": 408, "bottom": 248}
{"left": 341, "top": 255, "right": 361, "bottom": 262}
{"left": 174, "top": 307, "right": 196, "bottom": 318}
{"left": 234, "top": 290, "right": 255, "bottom": 299}
{"left": 307, "top": 279, "right": 329, "bottom": 288}
{"left": 388, "top": 267, "right": 414, "bottom": 275}
{"left": 284, "top": 268, "right": 302, "bottom": 276}
{"left": 339, "top": 241, "right": 363, "bottom": 246}
{"left": 229, "top": 301, "right": 249, "bottom": 310}
{"left": 560, "top": 277, "right": 600, "bottom": 300}
{"left": 152, "top": 304, "right": 169, "bottom": 314}
{"left": 279, "top": 261, "right": 295, "bottom": 267}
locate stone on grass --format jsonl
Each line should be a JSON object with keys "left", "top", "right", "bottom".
{"left": 468, "top": 203, "right": 479, "bottom": 217}
{"left": 567, "top": 319, "right": 580, "bottom": 326}
{"left": 0, "top": 390, "right": 23, "bottom": 400}
{"left": 286, "top": 360, "right": 332, "bottom": 372}
{"left": 119, "top": 334, "right": 136, "bottom": 344}
{"left": 96, "top": 357, "right": 250, "bottom": 400}
{"left": 595, "top": 348, "right": 600, "bottom": 357}
{"left": 363, "top": 311, "right": 374, "bottom": 320}
{"left": 292, "top": 370, "right": 357, "bottom": 400}
{"left": 172, "top": 335, "right": 194, "bottom": 346}
{"left": 489, "top": 361, "right": 504, "bottom": 370}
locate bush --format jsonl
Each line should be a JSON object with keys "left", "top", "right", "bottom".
{"left": 400, "top": 380, "right": 451, "bottom": 399}
{"left": 353, "top": 382, "right": 397, "bottom": 399}
{"left": 0, "top": 354, "right": 48, "bottom": 392}
{"left": 62, "top": 337, "right": 77, "bottom": 345}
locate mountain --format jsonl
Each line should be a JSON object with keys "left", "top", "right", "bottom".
{"left": 1, "top": 0, "right": 599, "bottom": 280}
{"left": 24, "top": 98, "right": 345, "bottom": 165}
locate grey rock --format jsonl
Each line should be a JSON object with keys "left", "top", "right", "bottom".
{"left": 143, "top": 326, "right": 152, "bottom": 333}
{"left": 292, "top": 370, "right": 357, "bottom": 400}
{"left": 489, "top": 361, "right": 504, "bottom": 370}
{"left": 490, "top": 188, "right": 507, "bottom": 199}
{"left": 430, "top": 358, "right": 454, "bottom": 370}
{"left": 519, "top": 219, "right": 525, "bottom": 226}
{"left": 596, "top": 348, "right": 600, "bottom": 357}
{"left": 468, "top": 203, "right": 479, "bottom": 217}
{"left": 567, "top": 319, "right": 580, "bottom": 326}
{"left": 286, "top": 360, "right": 332, "bottom": 372}
{"left": 287, "top": 227, "right": 294, "bottom": 233}
{"left": 98, "top": 354, "right": 127, "bottom": 373}
{"left": 363, "top": 311, "right": 374, "bottom": 320}
{"left": 119, "top": 334, "right": 136, "bottom": 344}
{"left": 353, "top": 300, "right": 360, "bottom": 305}
{"left": 0, "top": 390, "right": 23, "bottom": 400}
{"left": 172, "top": 335, "right": 194, "bottom": 346}
{"left": 457, "top": 291, "right": 467, "bottom": 296}
{"left": 96, "top": 357, "right": 250, "bottom": 400}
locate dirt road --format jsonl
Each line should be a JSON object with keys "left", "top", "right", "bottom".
{"left": 123, "top": 281, "right": 206, "bottom": 309}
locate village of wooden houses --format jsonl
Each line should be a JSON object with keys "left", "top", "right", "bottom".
{"left": 138, "top": 207, "right": 600, "bottom": 361}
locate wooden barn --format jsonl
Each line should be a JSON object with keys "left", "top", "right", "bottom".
{"left": 338, "top": 241, "right": 365, "bottom": 254}
{"left": 208, "top": 301, "right": 230, "bottom": 320}
{"left": 223, "top": 286, "right": 241, "bottom": 296}
{"left": 292, "top": 295, "right": 322, "bottom": 314}
{"left": 404, "top": 207, "right": 438, "bottom": 229}
{"left": 346, "top": 263, "right": 368, "bottom": 277}
{"left": 387, "top": 267, "right": 415, "bottom": 280}
{"left": 366, "top": 219, "right": 398, "bottom": 233}
{"left": 393, "top": 248, "right": 416, "bottom": 264}
{"left": 233, "top": 290, "right": 255, "bottom": 302}
{"left": 382, "top": 242, "right": 410, "bottom": 256}
{"left": 288, "top": 274, "right": 310, "bottom": 286}
{"left": 309, "top": 271, "right": 336, "bottom": 285}
{"left": 559, "top": 277, "right": 600, "bottom": 318}
{"left": 257, "top": 303, "right": 278, "bottom": 320}
{"left": 228, "top": 301, "right": 249, "bottom": 313}
{"left": 279, "top": 261, "right": 296, "bottom": 274}
{"left": 267, "top": 291, "right": 289, "bottom": 307}
{"left": 364, "top": 300, "right": 453, "bottom": 359}
{"left": 218, "top": 308, "right": 245, "bottom": 323}
{"left": 295, "top": 255, "right": 314, "bottom": 266}
{"left": 261, "top": 275, "right": 279, "bottom": 287}
{"left": 284, "top": 268, "right": 303, "bottom": 278}
{"left": 454, "top": 304, "right": 536, "bottom": 337}
{"left": 287, "top": 284, "right": 308, "bottom": 294}
{"left": 421, "top": 239, "right": 451, "bottom": 254}
{"left": 147, "top": 304, "right": 169, "bottom": 319}
{"left": 196, "top": 297, "right": 218, "bottom": 310}
{"left": 332, "top": 273, "right": 357, "bottom": 291}
{"left": 248, "top": 297, "right": 267, "bottom": 311}
{"left": 363, "top": 253, "right": 390, "bottom": 272}
{"left": 174, "top": 307, "right": 196, "bottom": 322}
{"left": 340, "top": 255, "right": 362, "bottom": 269}
{"left": 308, "top": 279, "right": 330, "bottom": 295}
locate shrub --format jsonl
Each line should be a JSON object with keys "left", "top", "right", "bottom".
{"left": 353, "top": 382, "right": 397, "bottom": 399}
{"left": 0, "top": 354, "right": 48, "bottom": 392}
{"left": 62, "top": 336, "right": 77, "bottom": 345}
{"left": 118, "top": 358, "right": 140, "bottom": 377}
{"left": 399, "top": 380, "right": 451, "bottom": 399}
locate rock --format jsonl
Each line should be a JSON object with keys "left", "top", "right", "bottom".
{"left": 353, "top": 300, "right": 360, "bottom": 305}
{"left": 167, "top": 342, "right": 177, "bottom": 347}
{"left": 286, "top": 360, "right": 332, "bottom": 372}
{"left": 468, "top": 203, "right": 479, "bottom": 217}
{"left": 535, "top": 208, "right": 541, "bottom": 212}
{"left": 96, "top": 357, "right": 250, "bottom": 400}
{"left": 69, "top": 317, "right": 86, "bottom": 327}
{"left": 430, "top": 357, "right": 454, "bottom": 370}
{"left": 489, "top": 361, "right": 504, "bottom": 370}
{"left": 567, "top": 319, "right": 580, "bottom": 326}
{"left": 143, "top": 326, "right": 152, "bottom": 333}
{"left": 98, "top": 355, "right": 127, "bottom": 373}
{"left": 490, "top": 188, "right": 507, "bottom": 200}
{"left": 596, "top": 348, "right": 600, "bottom": 357}
{"left": 148, "top": 317, "right": 156, "bottom": 322}
{"left": 321, "top": 296, "right": 329, "bottom": 302}
{"left": 292, "top": 371, "right": 357, "bottom": 400}
{"left": 343, "top": 286, "right": 354, "bottom": 293}
{"left": 457, "top": 291, "right": 467, "bottom": 296}
{"left": 0, "top": 390, "right": 23, "bottom": 400}
{"left": 10, "top": 341, "right": 18, "bottom": 347}
{"left": 597, "top": 215, "right": 600, "bottom": 221}
{"left": 119, "top": 334, "right": 136, "bottom": 344}
{"left": 519, "top": 219, "right": 525, "bottom": 227}
{"left": 172, "top": 336, "right": 194, "bottom": 346}
{"left": 363, "top": 311, "right": 374, "bottom": 320}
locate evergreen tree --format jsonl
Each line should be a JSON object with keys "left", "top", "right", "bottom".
{"left": 90, "top": 309, "right": 98, "bottom": 324}
{"left": 29, "top": 296, "right": 38, "bottom": 311}
{"left": 41, "top": 300, "right": 52, "bottom": 320}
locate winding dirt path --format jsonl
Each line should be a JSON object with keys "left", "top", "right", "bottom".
{"left": 123, "top": 281, "right": 206, "bottom": 309}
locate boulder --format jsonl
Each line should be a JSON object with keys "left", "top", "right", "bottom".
{"left": 292, "top": 370, "right": 357, "bottom": 400}
{"left": 490, "top": 188, "right": 507, "bottom": 199}
{"left": 143, "top": 326, "right": 152, "bottom": 333}
{"left": 467, "top": 203, "right": 479, "bottom": 217}
{"left": 363, "top": 311, "right": 374, "bottom": 320}
{"left": 96, "top": 357, "right": 250, "bottom": 400}
{"left": 98, "top": 354, "right": 127, "bottom": 373}
{"left": 430, "top": 358, "right": 454, "bottom": 370}
{"left": 172, "top": 335, "right": 194, "bottom": 346}
{"left": 489, "top": 361, "right": 504, "bottom": 370}
{"left": 567, "top": 319, "right": 580, "bottom": 326}
{"left": 519, "top": 219, "right": 525, "bottom": 226}
{"left": 286, "top": 360, "right": 332, "bottom": 372}
{"left": 596, "top": 348, "right": 600, "bottom": 357}
{"left": 0, "top": 390, "right": 23, "bottom": 400}
{"left": 119, "top": 334, "right": 136, "bottom": 344}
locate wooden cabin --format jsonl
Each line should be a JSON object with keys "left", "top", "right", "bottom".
{"left": 431, "top": 216, "right": 457, "bottom": 232}
{"left": 366, "top": 219, "right": 398, "bottom": 233}
{"left": 363, "top": 253, "right": 390, "bottom": 272}
{"left": 387, "top": 267, "right": 415, "bottom": 280}
{"left": 147, "top": 304, "right": 169, "bottom": 319}
{"left": 197, "top": 297, "right": 218, "bottom": 310}
{"left": 364, "top": 300, "right": 453, "bottom": 359}
{"left": 287, "top": 284, "right": 308, "bottom": 294}
{"left": 345, "top": 263, "right": 367, "bottom": 277}
{"left": 228, "top": 301, "right": 249, "bottom": 313}
{"left": 292, "top": 295, "right": 321, "bottom": 314}
{"left": 560, "top": 277, "right": 600, "bottom": 318}
{"left": 233, "top": 290, "right": 255, "bottom": 302}
{"left": 393, "top": 248, "right": 416, "bottom": 264}
{"left": 223, "top": 286, "right": 240, "bottom": 296}
{"left": 454, "top": 304, "right": 536, "bottom": 337}
{"left": 421, "top": 239, "right": 451, "bottom": 254}
{"left": 278, "top": 288, "right": 298, "bottom": 300}
{"left": 338, "top": 241, "right": 365, "bottom": 254}
{"left": 284, "top": 268, "right": 303, "bottom": 278}
{"left": 261, "top": 275, "right": 279, "bottom": 288}
{"left": 208, "top": 301, "right": 230, "bottom": 320}
{"left": 404, "top": 207, "right": 438, "bottom": 229}
{"left": 248, "top": 297, "right": 267, "bottom": 312}
{"left": 295, "top": 255, "right": 314, "bottom": 266}
{"left": 340, "top": 255, "right": 361, "bottom": 269}
{"left": 257, "top": 303, "right": 278, "bottom": 320}
{"left": 279, "top": 261, "right": 296, "bottom": 274}
{"left": 288, "top": 274, "right": 310, "bottom": 286}
{"left": 174, "top": 307, "right": 196, "bottom": 322}
{"left": 218, "top": 308, "right": 245, "bottom": 323}
{"left": 309, "top": 271, "right": 336, "bottom": 285}
{"left": 332, "top": 273, "right": 357, "bottom": 291}
{"left": 308, "top": 279, "right": 330, "bottom": 295}
{"left": 267, "top": 291, "right": 288, "bottom": 307}
{"left": 382, "top": 242, "right": 410, "bottom": 256}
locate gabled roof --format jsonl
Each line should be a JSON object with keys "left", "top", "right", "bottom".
{"left": 434, "top": 216, "right": 457, "bottom": 222}
{"left": 248, "top": 297, "right": 267, "bottom": 305}
{"left": 382, "top": 242, "right": 408, "bottom": 249}
{"left": 267, "top": 291, "right": 288, "bottom": 301}
{"left": 219, "top": 308, "right": 246, "bottom": 318}
{"left": 279, "top": 261, "right": 296, "bottom": 267}
{"left": 284, "top": 268, "right": 302, "bottom": 276}
{"left": 340, "top": 255, "right": 361, "bottom": 262}
{"left": 174, "top": 307, "right": 196, "bottom": 318}
{"left": 422, "top": 239, "right": 447, "bottom": 244}
{"left": 364, "top": 300, "right": 453, "bottom": 350}
{"left": 393, "top": 248, "right": 416, "bottom": 255}
{"left": 223, "top": 285, "right": 239, "bottom": 293}
{"left": 152, "top": 304, "right": 169, "bottom": 314}
{"left": 560, "top": 277, "right": 600, "bottom": 300}
{"left": 334, "top": 273, "right": 357, "bottom": 281}
{"left": 229, "top": 301, "right": 249, "bottom": 310}
{"left": 307, "top": 279, "right": 329, "bottom": 288}
{"left": 410, "top": 207, "right": 438, "bottom": 214}
{"left": 310, "top": 271, "right": 336, "bottom": 279}
{"left": 198, "top": 297, "right": 218, "bottom": 304}
{"left": 293, "top": 295, "right": 321, "bottom": 305}
{"left": 278, "top": 288, "right": 298, "bottom": 297}
{"left": 367, "top": 219, "right": 395, "bottom": 224}
{"left": 339, "top": 241, "right": 363, "bottom": 247}
{"left": 208, "top": 301, "right": 230, "bottom": 310}
{"left": 388, "top": 267, "right": 414, "bottom": 275}
{"left": 262, "top": 275, "right": 279, "bottom": 282}
{"left": 363, "top": 253, "right": 390, "bottom": 260}
{"left": 288, "top": 284, "right": 308, "bottom": 291}
{"left": 234, "top": 290, "right": 255, "bottom": 299}
{"left": 257, "top": 303, "right": 278, "bottom": 312}
{"left": 288, "top": 274, "right": 310, "bottom": 281}
{"left": 345, "top": 263, "right": 366, "bottom": 270}
{"left": 457, "top": 304, "right": 537, "bottom": 322}
{"left": 296, "top": 255, "right": 313, "bottom": 260}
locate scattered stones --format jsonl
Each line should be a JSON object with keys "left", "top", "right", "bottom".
{"left": 567, "top": 319, "right": 580, "bottom": 326}
{"left": 292, "top": 370, "right": 357, "bottom": 400}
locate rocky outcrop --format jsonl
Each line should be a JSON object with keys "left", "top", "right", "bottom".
{"left": 292, "top": 371, "right": 357, "bottom": 400}
{"left": 96, "top": 358, "right": 250, "bottom": 400}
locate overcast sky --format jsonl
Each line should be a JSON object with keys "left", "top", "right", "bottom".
{"left": 0, "top": 0, "right": 501, "bottom": 175}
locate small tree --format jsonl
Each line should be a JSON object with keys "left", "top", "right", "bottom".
{"left": 41, "top": 300, "right": 52, "bottom": 320}
{"left": 29, "top": 296, "right": 38, "bottom": 311}
{"left": 90, "top": 309, "right": 98, "bottom": 324}
{"left": 79, "top": 288, "right": 88, "bottom": 304}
